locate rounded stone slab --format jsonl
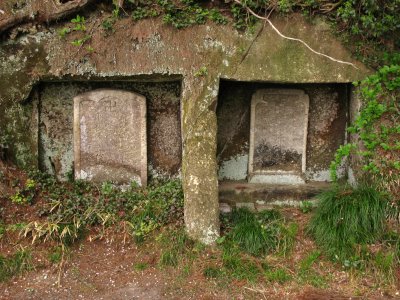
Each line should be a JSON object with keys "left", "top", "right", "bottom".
{"left": 73, "top": 89, "right": 147, "bottom": 186}
{"left": 249, "top": 89, "right": 309, "bottom": 184}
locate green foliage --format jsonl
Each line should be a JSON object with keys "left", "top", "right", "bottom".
{"left": 299, "top": 200, "right": 313, "bottom": 213}
{"left": 329, "top": 143, "right": 356, "bottom": 181}
{"left": 373, "top": 250, "right": 395, "bottom": 281}
{"left": 0, "top": 249, "right": 33, "bottom": 282}
{"left": 58, "top": 27, "right": 71, "bottom": 37}
{"left": 132, "top": 6, "right": 159, "bottom": 21}
{"left": 194, "top": 66, "right": 208, "bottom": 77}
{"left": 158, "top": 0, "right": 227, "bottom": 29}
{"left": 308, "top": 185, "right": 388, "bottom": 260}
{"left": 0, "top": 223, "right": 5, "bottom": 239}
{"left": 71, "top": 35, "right": 91, "bottom": 46}
{"left": 9, "top": 179, "right": 36, "bottom": 205}
{"left": 48, "top": 246, "right": 63, "bottom": 264}
{"left": 330, "top": 64, "right": 400, "bottom": 199}
{"left": 297, "top": 250, "right": 327, "bottom": 288}
{"left": 336, "top": 1, "right": 400, "bottom": 40}
{"left": 230, "top": 3, "right": 257, "bottom": 31}
{"left": 220, "top": 241, "right": 261, "bottom": 282}
{"left": 222, "top": 208, "right": 297, "bottom": 257}
{"left": 158, "top": 228, "right": 194, "bottom": 267}
{"left": 58, "top": 14, "right": 92, "bottom": 48}
{"left": 71, "top": 15, "right": 86, "bottom": 31}
{"left": 133, "top": 262, "right": 149, "bottom": 271}
{"left": 21, "top": 172, "right": 184, "bottom": 246}
{"left": 203, "top": 266, "right": 224, "bottom": 278}
{"left": 264, "top": 267, "right": 292, "bottom": 284}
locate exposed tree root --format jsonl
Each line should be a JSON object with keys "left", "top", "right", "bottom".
{"left": 0, "top": 0, "right": 97, "bottom": 35}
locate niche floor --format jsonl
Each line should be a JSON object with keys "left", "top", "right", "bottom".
{"left": 219, "top": 181, "right": 331, "bottom": 212}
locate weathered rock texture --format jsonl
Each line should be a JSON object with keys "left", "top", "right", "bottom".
{"left": 0, "top": 9, "right": 370, "bottom": 243}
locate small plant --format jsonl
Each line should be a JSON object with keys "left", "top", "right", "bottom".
{"left": 24, "top": 171, "right": 183, "bottom": 246}
{"left": 132, "top": 7, "right": 159, "bottom": 21}
{"left": 0, "top": 223, "right": 5, "bottom": 238}
{"left": 308, "top": 185, "right": 388, "bottom": 260}
{"left": 203, "top": 266, "right": 223, "bottom": 279}
{"left": 297, "top": 250, "right": 327, "bottom": 288}
{"left": 300, "top": 200, "right": 313, "bottom": 213}
{"left": 48, "top": 246, "right": 63, "bottom": 264}
{"left": 223, "top": 208, "right": 297, "bottom": 257}
{"left": 0, "top": 248, "right": 33, "bottom": 282}
{"left": 133, "top": 262, "right": 149, "bottom": 271}
{"left": 194, "top": 66, "right": 208, "bottom": 77}
{"left": 158, "top": 228, "right": 194, "bottom": 268}
{"left": 58, "top": 27, "right": 71, "bottom": 37}
{"left": 9, "top": 179, "right": 36, "bottom": 205}
{"left": 71, "top": 15, "right": 86, "bottom": 32}
{"left": 265, "top": 267, "right": 292, "bottom": 284}
{"left": 71, "top": 35, "right": 91, "bottom": 47}
{"left": 373, "top": 250, "right": 395, "bottom": 283}
{"left": 221, "top": 242, "right": 261, "bottom": 282}
{"left": 102, "top": 19, "right": 114, "bottom": 31}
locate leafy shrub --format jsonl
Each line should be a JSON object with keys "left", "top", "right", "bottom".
{"left": 9, "top": 179, "right": 36, "bottom": 205}
{"left": 22, "top": 172, "right": 184, "bottom": 245}
{"left": 330, "top": 65, "right": 400, "bottom": 200}
{"left": 308, "top": 185, "right": 388, "bottom": 260}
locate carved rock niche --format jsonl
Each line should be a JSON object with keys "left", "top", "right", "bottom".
{"left": 249, "top": 89, "right": 309, "bottom": 184}
{"left": 73, "top": 89, "right": 147, "bottom": 186}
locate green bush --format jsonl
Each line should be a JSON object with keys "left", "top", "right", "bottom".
{"left": 308, "top": 185, "right": 388, "bottom": 260}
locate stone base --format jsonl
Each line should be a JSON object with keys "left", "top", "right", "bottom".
{"left": 219, "top": 180, "right": 331, "bottom": 211}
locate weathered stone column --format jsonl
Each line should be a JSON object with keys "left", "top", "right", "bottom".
{"left": 181, "top": 75, "right": 220, "bottom": 244}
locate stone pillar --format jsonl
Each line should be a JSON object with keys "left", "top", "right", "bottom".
{"left": 181, "top": 76, "right": 220, "bottom": 244}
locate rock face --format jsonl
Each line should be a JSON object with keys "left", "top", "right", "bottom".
{"left": 0, "top": 11, "right": 370, "bottom": 243}
{"left": 73, "top": 89, "right": 147, "bottom": 186}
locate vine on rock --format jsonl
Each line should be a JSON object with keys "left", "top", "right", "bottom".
{"left": 330, "top": 64, "right": 400, "bottom": 200}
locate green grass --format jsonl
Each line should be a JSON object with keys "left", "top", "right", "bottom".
{"left": 158, "top": 228, "right": 194, "bottom": 268}
{"left": 307, "top": 184, "right": 388, "bottom": 260}
{"left": 203, "top": 266, "right": 224, "bottom": 278}
{"left": 264, "top": 267, "right": 292, "bottom": 284}
{"left": 220, "top": 241, "right": 261, "bottom": 282}
{"left": 297, "top": 250, "right": 327, "bottom": 288}
{"left": 133, "top": 262, "right": 149, "bottom": 271}
{"left": 223, "top": 208, "right": 297, "bottom": 257}
{"left": 0, "top": 249, "right": 33, "bottom": 282}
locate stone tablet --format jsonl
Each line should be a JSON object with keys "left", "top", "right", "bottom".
{"left": 73, "top": 89, "right": 147, "bottom": 185}
{"left": 248, "top": 89, "right": 309, "bottom": 184}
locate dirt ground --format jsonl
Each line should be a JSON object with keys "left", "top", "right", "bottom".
{"left": 1, "top": 161, "right": 400, "bottom": 299}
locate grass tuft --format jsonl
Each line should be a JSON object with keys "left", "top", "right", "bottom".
{"left": 158, "top": 228, "right": 194, "bottom": 267}
{"left": 224, "top": 208, "right": 297, "bottom": 257}
{"left": 0, "top": 249, "right": 33, "bottom": 282}
{"left": 307, "top": 184, "right": 388, "bottom": 260}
